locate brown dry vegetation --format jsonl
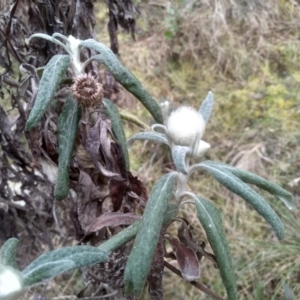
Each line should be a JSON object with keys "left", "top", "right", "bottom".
{"left": 1, "top": 0, "right": 300, "bottom": 299}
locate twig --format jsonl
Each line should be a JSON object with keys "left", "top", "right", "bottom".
{"left": 164, "top": 260, "right": 225, "bottom": 300}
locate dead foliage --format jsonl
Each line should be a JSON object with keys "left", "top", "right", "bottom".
{"left": 0, "top": 1, "right": 224, "bottom": 299}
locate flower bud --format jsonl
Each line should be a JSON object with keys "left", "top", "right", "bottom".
{"left": 166, "top": 107, "right": 205, "bottom": 146}
{"left": 166, "top": 106, "right": 210, "bottom": 158}
{"left": 0, "top": 265, "right": 24, "bottom": 300}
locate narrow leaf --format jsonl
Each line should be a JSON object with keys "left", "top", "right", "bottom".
{"left": 193, "top": 162, "right": 285, "bottom": 239}
{"left": 191, "top": 194, "right": 237, "bottom": 300}
{"left": 127, "top": 132, "right": 169, "bottom": 149}
{"left": 124, "top": 173, "right": 176, "bottom": 296}
{"left": 54, "top": 94, "right": 81, "bottom": 200}
{"left": 199, "top": 91, "right": 214, "bottom": 123}
{"left": 26, "top": 55, "right": 70, "bottom": 130}
{"left": 22, "top": 246, "right": 109, "bottom": 287}
{"left": 0, "top": 238, "right": 19, "bottom": 269}
{"left": 79, "top": 40, "right": 163, "bottom": 124}
{"left": 98, "top": 204, "right": 178, "bottom": 254}
{"left": 203, "top": 161, "right": 295, "bottom": 210}
{"left": 172, "top": 146, "right": 190, "bottom": 174}
{"left": 170, "top": 237, "right": 200, "bottom": 282}
{"left": 103, "top": 98, "right": 130, "bottom": 169}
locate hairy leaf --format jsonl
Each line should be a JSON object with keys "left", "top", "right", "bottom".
{"left": 99, "top": 204, "right": 179, "bottom": 253}
{"left": 172, "top": 145, "right": 190, "bottom": 174}
{"left": 199, "top": 91, "right": 214, "bottom": 123}
{"left": 54, "top": 94, "right": 81, "bottom": 200}
{"left": 103, "top": 98, "right": 130, "bottom": 169}
{"left": 147, "top": 232, "right": 165, "bottom": 300}
{"left": 194, "top": 161, "right": 285, "bottom": 239}
{"left": 124, "top": 173, "right": 176, "bottom": 296}
{"left": 0, "top": 238, "right": 19, "bottom": 269}
{"left": 22, "top": 246, "right": 109, "bottom": 287}
{"left": 191, "top": 194, "right": 237, "bottom": 300}
{"left": 170, "top": 237, "right": 200, "bottom": 282}
{"left": 203, "top": 161, "right": 294, "bottom": 210}
{"left": 127, "top": 132, "right": 169, "bottom": 149}
{"left": 25, "top": 55, "right": 70, "bottom": 130}
{"left": 80, "top": 40, "right": 163, "bottom": 124}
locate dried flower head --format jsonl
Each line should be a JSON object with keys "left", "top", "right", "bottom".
{"left": 70, "top": 73, "right": 103, "bottom": 107}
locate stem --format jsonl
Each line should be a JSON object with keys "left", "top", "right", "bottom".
{"left": 174, "top": 152, "right": 192, "bottom": 205}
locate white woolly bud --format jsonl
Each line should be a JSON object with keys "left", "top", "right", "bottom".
{"left": 0, "top": 266, "right": 24, "bottom": 300}
{"left": 166, "top": 106, "right": 210, "bottom": 157}
{"left": 167, "top": 107, "right": 205, "bottom": 146}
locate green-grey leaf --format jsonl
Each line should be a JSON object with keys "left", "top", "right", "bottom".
{"left": 124, "top": 173, "right": 176, "bottom": 296}
{"left": 54, "top": 94, "right": 81, "bottom": 200}
{"left": 25, "top": 55, "right": 70, "bottom": 130}
{"left": 193, "top": 162, "right": 285, "bottom": 239}
{"left": 79, "top": 40, "right": 163, "bottom": 124}
{"left": 191, "top": 194, "right": 237, "bottom": 300}
{"left": 172, "top": 145, "right": 190, "bottom": 174}
{"left": 127, "top": 132, "right": 169, "bottom": 149}
{"left": 22, "top": 246, "right": 109, "bottom": 287}
{"left": 103, "top": 98, "right": 130, "bottom": 169}
{"left": 203, "top": 161, "right": 295, "bottom": 210}
{"left": 0, "top": 238, "right": 19, "bottom": 269}
{"left": 99, "top": 204, "right": 178, "bottom": 253}
{"left": 199, "top": 91, "right": 214, "bottom": 123}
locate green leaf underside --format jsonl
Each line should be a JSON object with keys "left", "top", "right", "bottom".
{"left": 79, "top": 40, "right": 163, "bottom": 124}
{"left": 25, "top": 55, "right": 70, "bottom": 130}
{"left": 124, "top": 173, "right": 176, "bottom": 296}
{"left": 199, "top": 91, "right": 214, "bottom": 123}
{"left": 127, "top": 132, "right": 169, "bottom": 149}
{"left": 0, "top": 238, "right": 19, "bottom": 269}
{"left": 192, "top": 194, "right": 237, "bottom": 300}
{"left": 99, "top": 204, "right": 178, "bottom": 253}
{"left": 195, "top": 162, "right": 285, "bottom": 239}
{"left": 103, "top": 98, "right": 130, "bottom": 169}
{"left": 22, "top": 246, "right": 109, "bottom": 287}
{"left": 172, "top": 145, "right": 190, "bottom": 174}
{"left": 203, "top": 161, "right": 295, "bottom": 210}
{"left": 54, "top": 94, "right": 81, "bottom": 200}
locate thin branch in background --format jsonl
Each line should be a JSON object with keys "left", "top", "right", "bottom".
{"left": 164, "top": 260, "right": 225, "bottom": 300}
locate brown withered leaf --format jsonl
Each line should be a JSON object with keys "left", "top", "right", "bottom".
{"left": 87, "top": 212, "right": 140, "bottom": 233}
{"left": 127, "top": 171, "right": 147, "bottom": 202}
{"left": 178, "top": 222, "right": 218, "bottom": 267}
{"left": 111, "top": 141, "right": 128, "bottom": 180}
{"left": 85, "top": 117, "right": 120, "bottom": 178}
{"left": 109, "top": 176, "right": 125, "bottom": 212}
{"left": 170, "top": 237, "right": 200, "bottom": 282}
{"left": 76, "top": 171, "right": 106, "bottom": 233}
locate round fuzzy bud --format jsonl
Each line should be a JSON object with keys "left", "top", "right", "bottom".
{"left": 166, "top": 107, "right": 206, "bottom": 146}
{"left": 70, "top": 73, "right": 103, "bottom": 107}
{"left": 0, "top": 265, "right": 23, "bottom": 300}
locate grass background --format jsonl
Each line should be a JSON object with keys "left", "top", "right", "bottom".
{"left": 94, "top": 1, "right": 300, "bottom": 299}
